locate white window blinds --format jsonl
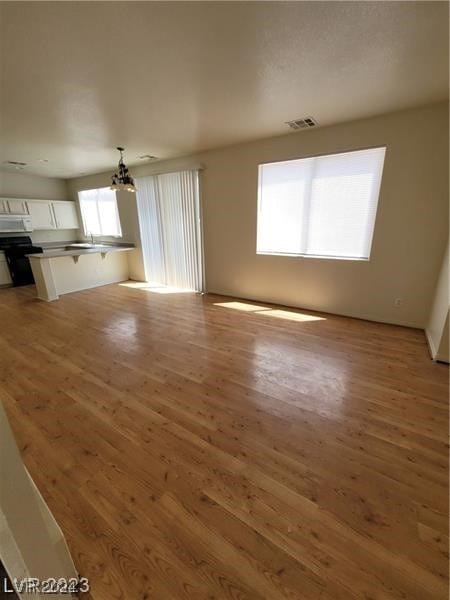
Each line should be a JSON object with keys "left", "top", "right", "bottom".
{"left": 78, "top": 187, "right": 122, "bottom": 237}
{"left": 136, "top": 170, "right": 203, "bottom": 292}
{"left": 257, "top": 147, "right": 386, "bottom": 260}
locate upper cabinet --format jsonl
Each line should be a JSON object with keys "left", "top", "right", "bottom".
{"left": 27, "top": 201, "right": 56, "bottom": 230}
{"left": 6, "top": 199, "right": 28, "bottom": 215}
{"left": 52, "top": 201, "right": 79, "bottom": 230}
{"left": 0, "top": 198, "right": 80, "bottom": 231}
{"left": 0, "top": 197, "right": 29, "bottom": 215}
{"left": 0, "top": 197, "right": 80, "bottom": 230}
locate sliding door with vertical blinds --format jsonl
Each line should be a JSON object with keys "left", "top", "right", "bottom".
{"left": 257, "top": 147, "right": 386, "bottom": 260}
{"left": 136, "top": 170, "right": 203, "bottom": 291}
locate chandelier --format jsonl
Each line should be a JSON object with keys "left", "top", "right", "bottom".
{"left": 110, "top": 147, "right": 136, "bottom": 193}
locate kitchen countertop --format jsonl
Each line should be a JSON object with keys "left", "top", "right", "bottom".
{"left": 27, "top": 243, "right": 135, "bottom": 259}
{"left": 37, "top": 240, "right": 79, "bottom": 249}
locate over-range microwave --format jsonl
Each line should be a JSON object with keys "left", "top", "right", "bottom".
{"left": 0, "top": 215, "right": 33, "bottom": 232}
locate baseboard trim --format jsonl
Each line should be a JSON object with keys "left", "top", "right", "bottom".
{"left": 425, "top": 329, "right": 437, "bottom": 360}
{"left": 206, "top": 289, "right": 424, "bottom": 329}
{"left": 435, "top": 355, "right": 449, "bottom": 363}
{"left": 425, "top": 329, "right": 449, "bottom": 363}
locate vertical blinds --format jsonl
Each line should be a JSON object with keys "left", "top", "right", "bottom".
{"left": 78, "top": 187, "right": 122, "bottom": 237}
{"left": 257, "top": 146, "right": 386, "bottom": 259}
{"left": 136, "top": 170, "right": 203, "bottom": 291}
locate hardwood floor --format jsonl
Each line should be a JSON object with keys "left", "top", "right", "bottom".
{"left": 0, "top": 282, "right": 448, "bottom": 599}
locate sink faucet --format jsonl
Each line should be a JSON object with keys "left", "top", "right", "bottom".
{"left": 89, "top": 232, "right": 94, "bottom": 245}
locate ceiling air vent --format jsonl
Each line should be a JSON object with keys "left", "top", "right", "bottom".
{"left": 286, "top": 117, "right": 318, "bottom": 130}
{"left": 2, "top": 160, "right": 27, "bottom": 170}
{"left": 3, "top": 160, "right": 27, "bottom": 166}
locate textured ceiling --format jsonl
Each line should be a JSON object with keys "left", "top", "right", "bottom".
{"left": 0, "top": 1, "right": 448, "bottom": 178}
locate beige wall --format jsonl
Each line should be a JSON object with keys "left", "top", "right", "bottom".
{"left": 0, "top": 169, "right": 68, "bottom": 200}
{"left": 68, "top": 102, "right": 449, "bottom": 328}
{"left": 426, "top": 242, "right": 449, "bottom": 361}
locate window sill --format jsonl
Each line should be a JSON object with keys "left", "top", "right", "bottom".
{"left": 256, "top": 251, "right": 370, "bottom": 262}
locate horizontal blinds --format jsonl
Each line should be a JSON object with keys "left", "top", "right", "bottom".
{"left": 257, "top": 147, "right": 386, "bottom": 259}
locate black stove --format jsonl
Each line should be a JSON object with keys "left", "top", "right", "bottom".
{"left": 0, "top": 236, "right": 43, "bottom": 286}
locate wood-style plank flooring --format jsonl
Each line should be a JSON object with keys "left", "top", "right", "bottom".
{"left": 1, "top": 283, "right": 448, "bottom": 599}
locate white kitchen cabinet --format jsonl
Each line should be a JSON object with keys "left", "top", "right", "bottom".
{"left": 0, "top": 252, "right": 12, "bottom": 286}
{"left": 6, "top": 198, "right": 28, "bottom": 215}
{"left": 52, "top": 201, "right": 79, "bottom": 230}
{"left": 4, "top": 198, "right": 79, "bottom": 231}
{"left": 27, "top": 201, "right": 56, "bottom": 230}
{"left": 0, "top": 197, "right": 29, "bottom": 214}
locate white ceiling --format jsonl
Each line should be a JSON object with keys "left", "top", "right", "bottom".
{"left": 0, "top": 1, "right": 448, "bottom": 179}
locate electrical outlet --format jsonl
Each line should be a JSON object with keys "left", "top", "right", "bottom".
{"left": 394, "top": 298, "right": 403, "bottom": 307}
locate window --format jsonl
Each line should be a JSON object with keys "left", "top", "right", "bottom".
{"left": 78, "top": 187, "right": 122, "bottom": 237}
{"left": 257, "top": 147, "right": 386, "bottom": 260}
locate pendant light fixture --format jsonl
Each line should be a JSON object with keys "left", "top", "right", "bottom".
{"left": 110, "top": 147, "right": 137, "bottom": 193}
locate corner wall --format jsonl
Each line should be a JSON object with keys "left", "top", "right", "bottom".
{"left": 426, "top": 242, "right": 449, "bottom": 361}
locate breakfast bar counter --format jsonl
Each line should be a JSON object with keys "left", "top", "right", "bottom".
{"left": 28, "top": 243, "right": 134, "bottom": 301}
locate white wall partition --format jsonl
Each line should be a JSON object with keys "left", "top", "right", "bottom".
{"left": 426, "top": 242, "right": 449, "bottom": 362}
{"left": 136, "top": 170, "right": 203, "bottom": 291}
{"left": 0, "top": 402, "right": 78, "bottom": 599}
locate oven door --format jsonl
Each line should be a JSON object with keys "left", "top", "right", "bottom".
{"left": 5, "top": 252, "right": 35, "bottom": 286}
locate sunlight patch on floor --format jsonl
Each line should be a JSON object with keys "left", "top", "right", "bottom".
{"left": 119, "top": 281, "right": 195, "bottom": 294}
{"left": 214, "top": 301, "right": 326, "bottom": 322}
{"left": 214, "top": 301, "right": 272, "bottom": 312}
{"left": 260, "top": 309, "right": 325, "bottom": 322}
